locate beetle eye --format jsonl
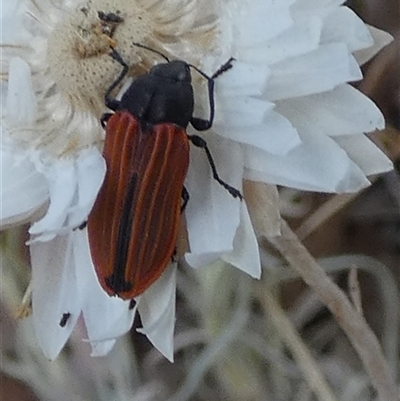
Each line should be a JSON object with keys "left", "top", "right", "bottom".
{"left": 173, "top": 62, "right": 191, "bottom": 83}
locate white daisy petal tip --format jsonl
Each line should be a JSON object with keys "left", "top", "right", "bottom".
{"left": 30, "top": 234, "right": 82, "bottom": 360}
{"left": 136, "top": 265, "right": 177, "bottom": 362}
{"left": 222, "top": 201, "right": 261, "bottom": 279}
{"left": 321, "top": 6, "right": 375, "bottom": 53}
{"left": 354, "top": 26, "right": 394, "bottom": 66}
{"left": 39, "top": 313, "right": 81, "bottom": 361}
{"left": 335, "top": 163, "right": 372, "bottom": 193}
{"left": 334, "top": 134, "right": 393, "bottom": 178}
{"left": 136, "top": 311, "right": 175, "bottom": 363}
{"left": 276, "top": 84, "right": 386, "bottom": 139}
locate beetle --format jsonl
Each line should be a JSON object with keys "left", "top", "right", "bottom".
{"left": 87, "top": 43, "right": 242, "bottom": 299}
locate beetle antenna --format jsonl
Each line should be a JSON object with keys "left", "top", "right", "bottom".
{"left": 132, "top": 42, "right": 170, "bottom": 63}
{"left": 188, "top": 57, "right": 235, "bottom": 81}
{"left": 189, "top": 58, "right": 235, "bottom": 130}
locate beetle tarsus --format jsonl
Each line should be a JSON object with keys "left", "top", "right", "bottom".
{"left": 188, "top": 135, "right": 243, "bottom": 200}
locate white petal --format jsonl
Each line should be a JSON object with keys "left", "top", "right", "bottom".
{"left": 230, "top": 0, "right": 293, "bottom": 48}
{"left": 185, "top": 134, "right": 242, "bottom": 257}
{"left": 267, "top": 43, "right": 362, "bottom": 101}
{"left": 136, "top": 265, "right": 177, "bottom": 362}
{"left": 243, "top": 131, "right": 364, "bottom": 192}
{"left": 28, "top": 148, "right": 106, "bottom": 239}
{"left": 334, "top": 135, "right": 393, "bottom": 176}
{"left": 6, "top": 57, "right": 37, "bottom": 125}
{"left": 1, "top": 2, "right": 31, "bottom": 45}
{"left": 222, "top": 202, "right": 261, "bottom": 278}
{"left": 321, "top": 7, "right": 373, "bottom": 52}
{"left": 30, "top": 234, "right": 81, "bottom": 360}
{"left": 291, "top": 0, "right": 345, "bottom": 17}
{"left": 335, "top": 162, "right": 371, "bottom": 193}
{"left": 240, "top": 18, "right": 322, "bottom": 65}
{"left": 29, "top": 158, "right": 77, "bottom": 239}
{"left": 215, "top": 111, "right": 300, "bottom": 156}
{"left": 73, "top": 229, "right": 134, "bottom": 345}
{"left": 1, "top": 142, "right": 48, "bottom": 228}
{"left": 216, "top": 61, "right": 270, "bottom": 97}
{"left": 354, "top": 26, "right": 393, "bottom": 65}
{"left": 216, "top": 96, "right": 273, "bottom": 127}
{"left": 275, "top": 84, "right": 385, "bottom": 137}
{"left": 67, "top": 148, "right": 106, "bottom": 227}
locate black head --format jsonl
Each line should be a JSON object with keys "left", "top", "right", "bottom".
{"left": 149, "top": 60, "right": 191, "bottom": 83}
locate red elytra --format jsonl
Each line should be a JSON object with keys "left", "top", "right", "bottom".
{"left": 87, "top": 111, "right": 189, "bottom": 299}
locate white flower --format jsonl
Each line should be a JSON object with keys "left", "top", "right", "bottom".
{"left": 1, "top": 0, "right": 392, "bottom": 361}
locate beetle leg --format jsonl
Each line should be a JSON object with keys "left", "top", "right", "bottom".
{"left": 188, "top": 135, "right": 243, "bottom": 200}
{"left": 105, "top": 48, "right": 129, "bottom": 111}
{"left": 190, "top": 58, "right": 235, "bottom": 131}
{"left": 211, "top": 57, "right": 235, "bottom": 79}
{"left": 181, "top": 186, "right": 190, "bottom": 212}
